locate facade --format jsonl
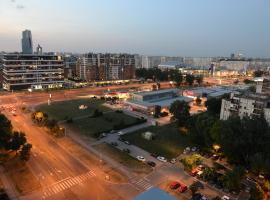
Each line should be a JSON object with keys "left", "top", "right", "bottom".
{"left": 1, "top": 54, "right": 64, "bottom": 91}
{"left": 220, "top": 78, "right": 270, "bottom": 124}
{"left": 79, "top": 53, "right": 135, "bottom": 82}
{"left": 21, "top": 30, "right": 33, "bottom": 54}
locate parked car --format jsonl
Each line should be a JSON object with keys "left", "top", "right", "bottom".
{"left": 109, "top": 130, "right": 116, "bottom": 134}
{"left": 221, "top": 195, "right": 230, "bottom": 200}
{"left": 157, "top": 156, "right": 167, "bottom": 162}
{"left": 122, "top": 148, "right": 130, "bottom": 153}
{"left": 170, "top": 158, "right": 177, "bottom": 164}
{"left": 117, "top": 131, "right": 124, "bottom": 136}
{"left": 177, "top": 184, "right": 187, "bottom": 193}
{"left": 191, "top": 168, "right": 199, "bottom": 176}
{"left": 169, "top": 181, "right": 180, "bottom": 190}
{"left": 118, "top": 137, "right": 124, "bottom": 142}
{"left": 147, "top": 161, "right": 156, "bottom": 167}
{"left": 151, "top": 153, "right": 158, "bottom": 158}
{"left": 136, "top": 156, "right": 146, "bottom": 162}
{"left": 124, "top": 141, "right": 130, "bottom": 145}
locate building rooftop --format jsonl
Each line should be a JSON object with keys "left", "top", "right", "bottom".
{"left": 133, "top": 187, "right": 176, "bottom": 200}
{"left": 133, "top": 88, "right": 180, "bottom": 97}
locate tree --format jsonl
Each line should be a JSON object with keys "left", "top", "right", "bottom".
{"left": 196, "top": 75, "right": 203, "bottom": 85}
{"left": 211, "top": 197, "right": 221, "bottom": 200}
{"left": 19, "top": 143, "right": 32, "bottom": 161}
{"left": 223, "top": 166, "right": 245, "bottom": 191}
{"left": 169, "top": 100, "right": 190, "bottom": 126}
{"left": 171, "top": 71, "right": 183, "bottom": 87}
{"left": 186, "top": 74, "right": 195, "bottom": 86}
{"left": 253, "top": 70, "right": 264, "bottom": 77}
{"left": 0, "top": 114, "right": 13, "bottom": 149}
{"left": 250, "top": 184, "right": 265, "bottom": 200}
{"left": 189, "top": 181, "right": 200, "bottom": 196}
{"left": 8, "top": 131, "right": 27, "bottom": 152}
{"left": 205, "top": 98, "right": 222, "bottom": 115}
{"left": 243, "top": 79, "right": 255, "bottom": 84}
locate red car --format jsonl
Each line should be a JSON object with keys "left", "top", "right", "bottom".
{"left": 169, "top": 181, "right": 180, "bottom": 190}
{"left": 191, "top": 168, "right": 199, "bottom": 176}
{"left": 177, "top": 184, "right": 187, "bottom": 193}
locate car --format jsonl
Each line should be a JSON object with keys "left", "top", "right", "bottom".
{"left": 201, "top": 195, "right": 208, "bottom": 200}
{"left": 170, "top": 158, "right": 176, "bottom": 164}
{"left": 101, "top": 133, "right": 107, "bottom": 137}
{"left": 110, "top": 142, "right": 118, "bottom": 146}
{"left": 191, "top": 168, "right": 199, "bottom": 176}
{"left": 117, "top": 131, "right": 124, "bottom": 136}
{"left": 124, "top": 141, "right": 130, "bottom": 145}
{"left": 118, "top": 137, "right": 124, "bottom": 142}
{"left": 191, "top": 147, "right": 197, "bottom": 152}
{"left": 109, "top": 130, "right": 116, "bottom": 134}
{"left": 151, "top": 153, "right": 158, "bottom": 158}
{"left": 177, "top": 184, "right": 187, "bottom": 193}
{"left": 136, "top": 156, "right": 146, "bottom": 162}
{"left": 157, "top": 156, "right": 167, "bottom": 162}
{"left": 122, "top": 148, "right": 130, "bottom": 153}
{"left": 147, "top": 161, "right": 156, "bottom": 167}
{"left": 221, "top": 196, "right": 230, "bottom": 200}
{"left": 169, "top": 181, "right": 180, "bottom": 189}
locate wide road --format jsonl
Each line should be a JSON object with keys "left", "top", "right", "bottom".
{"left": 0, "top": 83, "right": 169, "bottom": 200}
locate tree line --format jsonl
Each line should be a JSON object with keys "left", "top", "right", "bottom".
{"left": 136, "top": 68, "right": 203, "bottom": 86}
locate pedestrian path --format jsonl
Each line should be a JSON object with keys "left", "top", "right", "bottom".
{"left": 42, "top": 170, "right": 96, "bottom": 199}
{"left": 130, "top": 177, "right": 153, "bottom": 191}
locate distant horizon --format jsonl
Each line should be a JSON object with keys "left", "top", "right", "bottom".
{"left": 1, "top": 0, "right": 270, "bottom": 58}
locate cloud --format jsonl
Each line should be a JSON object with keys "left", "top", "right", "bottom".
{"left": 11, "top": 0, "right": 16, "bottom": 3}
{"left": 16, "top": 4, "right": 25, "bottom": 9}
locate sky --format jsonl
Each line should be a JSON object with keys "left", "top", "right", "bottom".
{"left": 0, "top": 0, "right": 270, "bottom": 57}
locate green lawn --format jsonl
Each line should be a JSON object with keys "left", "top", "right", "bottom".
{"left": 67, "top": 111, "right": 140, "bottom": 137}
{"left": 122, "top": 123, "right": 193, "bottom": 159}
{"left": 93, "top": 143, "right": 152, "bottom": 174}
{"left": 36, "top": 98, "right": 110, "bottom": 121}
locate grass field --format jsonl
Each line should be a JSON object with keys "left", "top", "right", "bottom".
{"left": 93, "top": 143, "right": 152, "bottom": 175}
{"left": 67, "top": 111, "right": 140, "bottom": 137}
{"left": 36, "top": 98, "right": 110, "bottom": 121}
{"left": 122, "top": 123, "right": 193, "bottom": 159}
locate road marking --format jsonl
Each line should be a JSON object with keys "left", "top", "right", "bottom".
{"left": 130, "top": 177, "right": 153, "bottom": 191}
{"left": 42, "top": 170, "right": 96, "bottom": 199}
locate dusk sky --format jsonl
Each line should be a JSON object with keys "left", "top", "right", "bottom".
{"left": 0, "top": 0, "right": 270, "bottom": 57}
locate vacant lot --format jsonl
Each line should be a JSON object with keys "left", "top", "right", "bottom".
{"left": 67, "top": 111, "right": 141, "bottom": 137}
{"left": 93, "top": 143, "right": 152, "bottom": 175}
{"left": 36, "top": 98, "right": 110, "bottom": 121}
{"left": 122, "top": 123, "right": 193, "bottom": 159}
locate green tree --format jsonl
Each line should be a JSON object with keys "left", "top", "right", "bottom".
{"left": 223, "top": 166, "right": 245, "bottom": 191}
{"left": 253, "top": 70, "right": 264, "bottom": 77}
{"left": 205, "top": 97, "right": 222, "bottom": 115}
{"left": 250, "top": 184, "right": 265, "bottom": 200}
{"left": 0, "top": 114, "right": 12, "bottom": 149}
{"left": 196, "top": 75, "right": 203, "bottom": 85}
{"left": 8, "top": 131, "right": 27, "bottom": 152}
{"left": 186, "top": 74, "right": 195, "bottom": 86}
{"left": 19, "top": 143, "right": 32, "bottom": 161}
{"left": 169, "top": 100, "right": 190, "bottom": 126}
{"left": 189, "top": 181, "right": 200, "bottom": 196}
{"left": 211, "top": 196, "right": 221, "bottom": 200}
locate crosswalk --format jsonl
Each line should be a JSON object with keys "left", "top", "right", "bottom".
{"left": 130, "top": 177, "right": 153, "bottom": 191}
{"left": 42, "top": 170, "right": 96, "bottom": 199}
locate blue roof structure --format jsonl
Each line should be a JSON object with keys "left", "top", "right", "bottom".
{"left": 133, "top": 187, "right": 176, "bottom": 200}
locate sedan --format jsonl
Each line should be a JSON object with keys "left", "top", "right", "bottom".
{"left": 124, "top": 141, "right": 130, "bottom": 145}
{"left": 169, "top": 181, "right": 180, "bottom": 190}
{"left": 136, "top": 156, "right": 146, "bottom": 162}
{"left": 117, "top": 131, "right": 124, "bottom": 136}
{"left": 157, "top": 156, "right": 167, "bottom": 162}
{"left": 147, "top": 161, "right": 156, "bottom": 167}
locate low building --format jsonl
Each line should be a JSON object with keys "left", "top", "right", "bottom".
{"left": 125, "top": 88, "right": 192, "bottom": 114}
{"left": 1, "top": 53, "right": 64, "bottom": 90}
{"left": 220, "top": 78, "right": 270, "bottom": 123}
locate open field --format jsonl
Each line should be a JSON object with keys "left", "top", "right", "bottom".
{"left": 36, "top": 98, "right": 110, "bottom": 121}
{"left": 67, "top": 111, "right": 142, "bottom": 137}
{"left": 93, "top": 143, "right": 152, "bottom": 175}
{"left": 122, "top": 123, "right": 193, "bottom": 159}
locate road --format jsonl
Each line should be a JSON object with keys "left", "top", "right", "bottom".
{"left": 0, "top": 82, "right": 168, "bottom": 200}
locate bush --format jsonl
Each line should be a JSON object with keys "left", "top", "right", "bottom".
{"left": 66, "top": 118, "right": 73, "bottom": 123}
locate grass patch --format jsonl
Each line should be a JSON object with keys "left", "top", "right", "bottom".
{"left": 4, "top": 158, "right": 40, "bottom": 194}
{"left": 67, "top": 111, "right": 141, "bottom": 138}
{"left": 36, "top": 98, "right": 110, "bottom": 121}
{"left": 122, "top": 123, "right": 193, "bottom": 159}
{"left": 93, "top": 143, "right": 152, "bottom": 175}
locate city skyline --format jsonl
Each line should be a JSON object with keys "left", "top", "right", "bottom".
{"left": 0, "top": 0, "right": 270, "bottom": 57}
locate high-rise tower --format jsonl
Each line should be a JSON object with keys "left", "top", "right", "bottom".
{"left": 21, "top": 30, "right": 33, "bottom": 54}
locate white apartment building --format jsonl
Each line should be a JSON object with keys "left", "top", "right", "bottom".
{"left": 220, "top": 78, "right": 270, "bottom": 123}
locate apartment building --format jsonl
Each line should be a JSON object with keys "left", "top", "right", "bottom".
{"left": 79, "top": 53, "right": 135, "bottom": 81}
{"left": 1, "top": 54, "right": 64, "bottom": 91}
{"left": 220, "top": 78, "right": 270, "bottom": 123}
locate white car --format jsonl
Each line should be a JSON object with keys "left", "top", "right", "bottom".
{"left": 170, "top": 158, "right": 176, "bottom": 164}
{"left": 136, "top": 156, "right": 146, "bottom": 162}
{"left": 157, "top": 156, "right": 167, "bottom": 162}
{"left": 117, "top": 131, "right": 124, "bottom": 136}
{"left": 191, "top": 147, "right": 197, "bottom": 152}
{"left": 221, "top": 196, "right": 230, "bottom": 200}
